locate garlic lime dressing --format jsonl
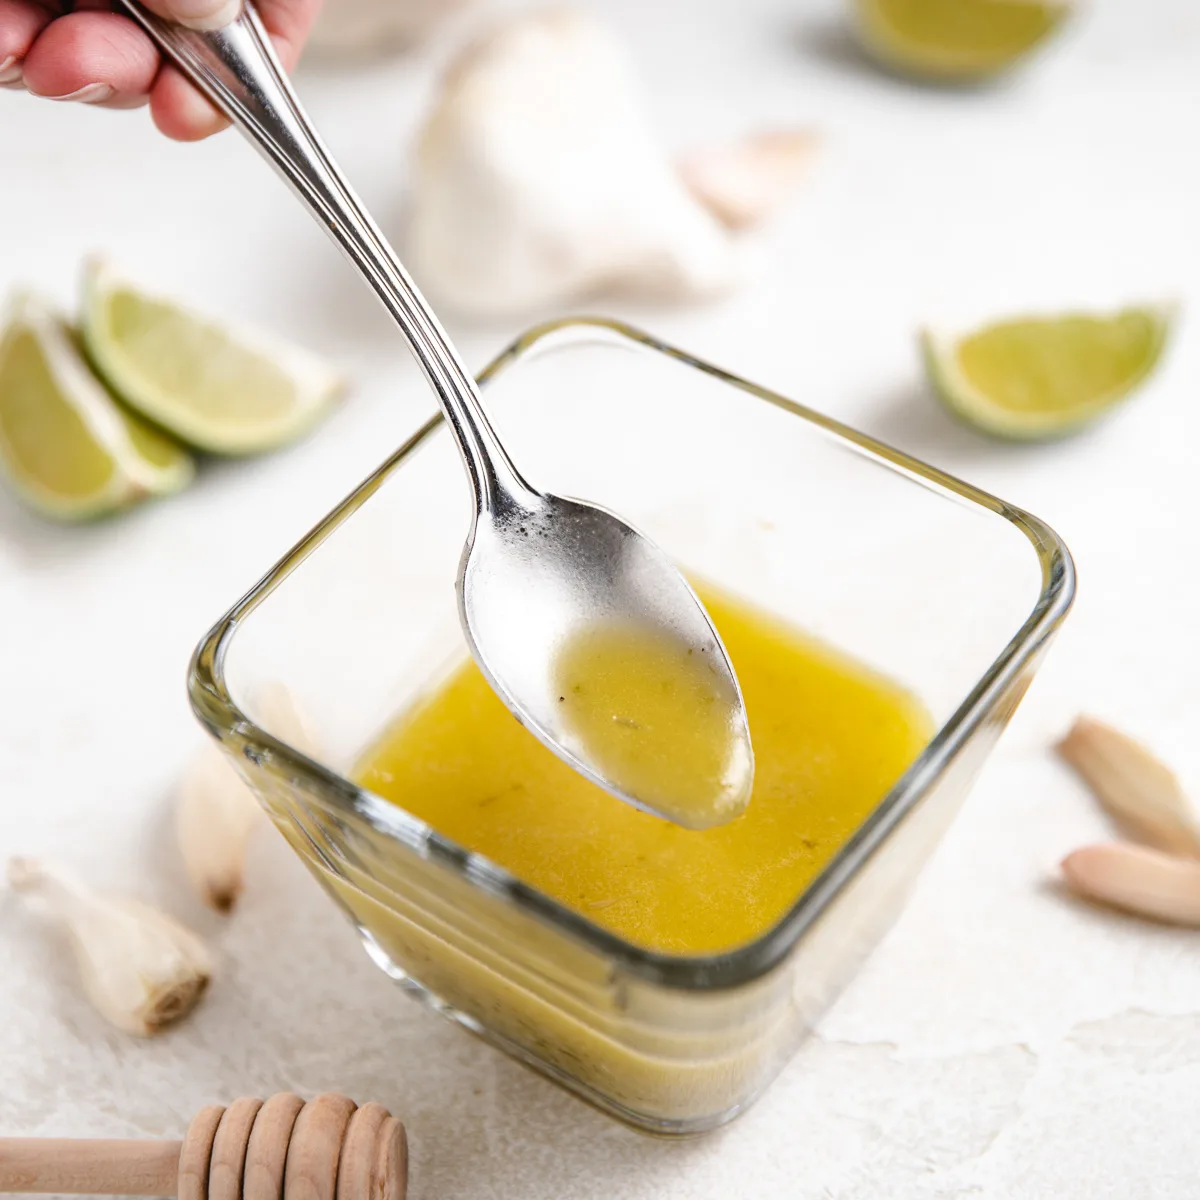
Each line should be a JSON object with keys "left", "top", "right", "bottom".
{"left": 357, "top": 585, "right": 932, "bottom": 955}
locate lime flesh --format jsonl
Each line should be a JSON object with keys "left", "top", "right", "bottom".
{"left": 923, "top": 306, "right": 1171, "bottom": 440}
{"left": 81, "top": 260, "right": 344, "bottom": 456}
{"left": 856, "top": 0, "right": 1068, "bottom": 81}
{"left": 0, "top": 296, "right": 193, "bottom": 520}
{"left": 2, "top": 327, "right": 118, "bottom": 502}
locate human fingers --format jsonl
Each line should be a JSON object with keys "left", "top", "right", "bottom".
{"left": 21, "top": 8, "right": 158, "bottom": 107}
{"left": 149, "top": 0, "right": 321, "bottom": 140}
{"left": 137, "top": 0, "right": 323, "bottom": 45}
{"left": 256, "top": 0, "right": 322, "bottom": 67}
{"left": 0, "top": 0, "right": 55, "bottom": 89}
{"left": 148, "top": 61, "right": 228, "bottom": 140}
{"left": 133, "top": 0, "right": 244, "bottom": 139}
{"left": 137, "top": 0, "right": 239, "bottom": 32}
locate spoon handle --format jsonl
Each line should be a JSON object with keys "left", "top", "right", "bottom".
{"left": 115, "top": 0, "right": 522, "bottom": 506}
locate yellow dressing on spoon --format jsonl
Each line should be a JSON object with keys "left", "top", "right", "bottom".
{"left": 551, "top": 622, "right": 752, "bottom": 829}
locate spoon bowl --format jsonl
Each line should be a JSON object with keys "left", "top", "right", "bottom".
{"left": 463, "top": 487, "right": 753, "bottom": 828}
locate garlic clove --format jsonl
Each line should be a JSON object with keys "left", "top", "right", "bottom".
{"left": 679, "top": 130, "right": 817, "bottom": 231}
{"left": 7, "top": 857, "right": 213, "bottom": 1036}
{"left": 1061, "top": 843, "right": 1200, "bottom": 927}
{"left": 178, "top": 683, "right": 322, "bottom": 912}
{"left": 177, "top": 742, "right": 261, "bottom": 913}
{"left": 1057, "top": 716, "right": 1200, "bottom": 858}
{"left": 406, "top": 8, "right": 740, "bottom": 318}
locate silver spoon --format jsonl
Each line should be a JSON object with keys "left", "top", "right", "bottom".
{"left": 122, "top": 1, "right": 754, "bottom": 829}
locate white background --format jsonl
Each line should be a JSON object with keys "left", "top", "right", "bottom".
{"left": 2, "top": 0, "right": 1199, "bottom": 1196}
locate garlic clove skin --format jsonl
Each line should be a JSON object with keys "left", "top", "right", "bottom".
{"left": 1057, "top": 715, "right": 1200, "bottom": 858}
{"left": 1061, "top": 843, "right": 1200, "bottom": 927}
{"left": 7, "top": 857, "right": 213, "bottom": 1036}
{"left": 406, "top": 8, "right": 739, "bottom": 318}
{"left": 679, "top": 129, "right": 817, "bottom": 231}
{"left": 178, "top": 683, "right": 323, "bottom": 912}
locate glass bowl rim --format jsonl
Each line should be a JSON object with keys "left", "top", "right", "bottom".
{"left": 188, "top": 316, "right": 1075, "bottom": 993}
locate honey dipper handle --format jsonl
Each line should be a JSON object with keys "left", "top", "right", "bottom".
{"left": 0, "top": 1138, "right": 182, "bottom": 1196}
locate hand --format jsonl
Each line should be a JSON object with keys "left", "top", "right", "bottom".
{"left": 0, "top": 0, "right": 322, "bottom": 140}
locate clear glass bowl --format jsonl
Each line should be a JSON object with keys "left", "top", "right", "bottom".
{"left": 189, "top": 318, "right": 1074, "bottom": 1135}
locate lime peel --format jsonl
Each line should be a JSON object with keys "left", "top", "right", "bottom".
{"left": 855, "top": 0, "right": 1070, "bottom": 83}
{"left": 80, "top": 259, "right": 345, "bottom": 457}
{"left": 922, "top": 305, "right": 1173, "bottom": 441}
{"left": 0, "top": 293, "right": 194, "bottom": 521}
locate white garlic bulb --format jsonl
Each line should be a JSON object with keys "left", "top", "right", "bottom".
{"left": 406, "top": 8, "right": 741, "bottom": 317}
{"left": 8, "top": 857, "right": 213, "bottom": 1036}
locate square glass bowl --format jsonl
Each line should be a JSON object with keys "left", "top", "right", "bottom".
{"left": 189, "top": 318, "right": 1074, "bottom": 1135}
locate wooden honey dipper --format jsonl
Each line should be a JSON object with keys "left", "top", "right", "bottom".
{"left": 0, "top": 1094, "right": 406, "bottom": 1200}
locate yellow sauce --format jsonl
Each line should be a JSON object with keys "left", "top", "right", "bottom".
{"left": 551, "top": 621, "right": 752, "bottom": 829}
{"left": 357, "top": 587, "right": 932, "bottom": 956}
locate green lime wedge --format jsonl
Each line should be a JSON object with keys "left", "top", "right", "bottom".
{"left": 80, "top": 259, "right": 344, "bottom": 456}
{"left": 0, "top": 294, "right": 194, "bottom": 521}
{"left": 922, "top": 306, "right": 1172, "bottom": 440}
{"left": 855, "top": 0, "right": 1069, "bottom": 82}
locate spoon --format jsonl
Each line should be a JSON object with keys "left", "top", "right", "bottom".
{"left": 120, "top": 1, "right": 754, "bottom": 828}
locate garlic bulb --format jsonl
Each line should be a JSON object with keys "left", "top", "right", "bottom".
{"left": 178, "top": 683, "right": 322, "bottom": 912}
{"left": 308, "top": 0, "right": 475, "bottom": 57}
{"left": 406, "top": 8, "right": 741, "bottom": 317}
{"left": 7, "top": 857, "right": 213, "bottom": 1036}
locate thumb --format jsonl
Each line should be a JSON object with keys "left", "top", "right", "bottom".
{"left": 138, "top": 0, "right": 243, "bottom": 33}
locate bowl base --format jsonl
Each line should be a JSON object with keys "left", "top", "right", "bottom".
{"left": 354, "top": 923, "right": 750, "bottom": 1137}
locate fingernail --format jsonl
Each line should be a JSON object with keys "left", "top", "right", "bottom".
{"left": 0, "top": 56, "right": 22, "bottom": 84}
{"left": 26, "top": 82, "right": 115, "bottom": 103}
{"left": 163, "top": 0, "right": 242, "bottom": 32}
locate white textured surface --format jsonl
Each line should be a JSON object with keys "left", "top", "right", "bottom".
{"left": 2, "top": 0, "right": 1199, "bottom": 1196}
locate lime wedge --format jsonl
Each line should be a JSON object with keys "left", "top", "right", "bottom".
{"left": 0, "top": 294, "right": 194, "bottom": 520}
{"left": 922, "top": 306, "right": 1172, "bottom": 440}
{"left": 80, "top": 260, "right": 344, "bottom": 456}
{"left": 855, "top": 0, "right": 1069, "bottom": 82}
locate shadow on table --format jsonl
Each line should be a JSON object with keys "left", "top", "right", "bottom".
{"left": 792, "top": 15, "right": 885, "bottom": 83}
{"left": 865, "top": 382, "right": 1002, "bottom": 470}
{"left": 865, "top": 380, "right": 1099, "bottom": 489}
{"left": 0, "top": 490, "right": 106, "bottom": 567}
